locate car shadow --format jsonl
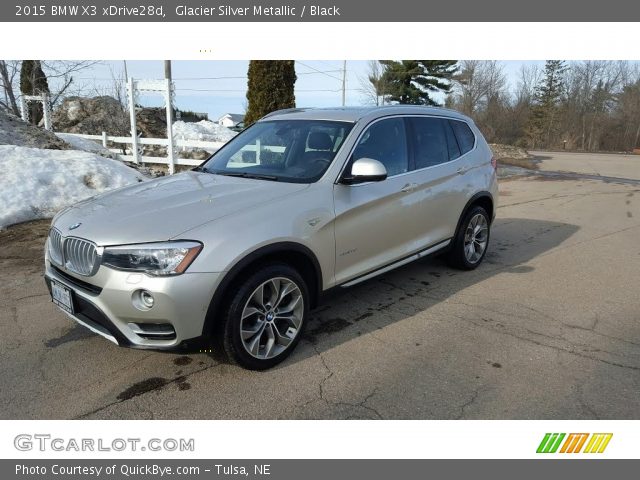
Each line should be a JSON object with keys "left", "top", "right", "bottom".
{"left": 280, "top": 217, "right": 580, "bottom": 366}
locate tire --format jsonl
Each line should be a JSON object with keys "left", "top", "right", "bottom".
{"left": 220, "top": 263, "right": 309, "bottom": 370}
{"left": 446, "top": 205, "right": 491, "bottom": 270}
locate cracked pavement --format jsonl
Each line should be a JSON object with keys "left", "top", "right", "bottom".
{"left": 0, "top": 151, "right": 639, "bottom": 419}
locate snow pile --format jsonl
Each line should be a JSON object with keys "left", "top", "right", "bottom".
{"left": 173, "top": 120, "right": 237, "bottom": 144}
{"left": 55, "top": 133, "right": 120, "bottom": 159}
{"left": 0, "top": 145, "right": 146, "bottom": 228}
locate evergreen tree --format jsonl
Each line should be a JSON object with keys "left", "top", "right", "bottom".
{"left": 19, "top": 60, "right": 50, "bottom": 125}
{"left": 528, "top": 60, "right": 567, "bottom": 148}
{"left": 377, "top": 60, "right": 458, "bottom": 106}
{"left": 245, "top": 61, "right": 296, "bottom": 125}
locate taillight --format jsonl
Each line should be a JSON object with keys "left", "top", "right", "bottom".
{"left": 491, "top": 156, "right": 497, "bottom": 170}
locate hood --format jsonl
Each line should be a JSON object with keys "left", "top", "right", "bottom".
{"left": 53, "top": 171, "right": 308, "bottom": 245}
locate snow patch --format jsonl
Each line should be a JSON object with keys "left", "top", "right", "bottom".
{"left": 0, "top": 145, "right": 146, "bottom": 229}
{"left": 173, "top": 120, "right": 237, "bottom": 143}
{"left": 66, "top": 102, "right": 83, "bottom": 121}
{"left": 55, "top": 133, "right": 120, "bottom": 159}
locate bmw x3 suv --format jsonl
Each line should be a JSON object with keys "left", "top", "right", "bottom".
{"left": 45, "top": 106, "right": 498, "bottom": 370}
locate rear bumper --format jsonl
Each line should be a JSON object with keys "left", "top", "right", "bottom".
{"left": 44, "top": 259, "right": 223, "bottom": 349}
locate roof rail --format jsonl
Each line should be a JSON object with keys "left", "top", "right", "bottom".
{"left": 261, "top": 107, "right": 313, "bottom": 119}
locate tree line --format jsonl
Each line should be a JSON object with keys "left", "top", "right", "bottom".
{"left": 364, "top": 60, "right": 640, "bottom": 152}
{"left": 450, "top": 60, "right": 640, "bottom": 152}
{"left": 218, "top": 58, "right": 639, "bottom": 152}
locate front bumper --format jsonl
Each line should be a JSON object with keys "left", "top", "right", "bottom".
{"left": 44, "top": 258, "right": 222, "bottom": 349}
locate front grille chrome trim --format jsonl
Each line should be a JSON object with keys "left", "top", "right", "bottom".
{"left": 48, "top": 228, "right": 101, "bottom": 277}
{"left": 48, "top": 228, "right": 64, "bottom": 266}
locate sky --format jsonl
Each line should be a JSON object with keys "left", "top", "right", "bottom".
{"left": 72, "top": 60, "right": 546, "bottom": 121}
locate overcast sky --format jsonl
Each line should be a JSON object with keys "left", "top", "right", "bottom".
{"left": 75, "top": 60, "right": 545, "bottom": 121}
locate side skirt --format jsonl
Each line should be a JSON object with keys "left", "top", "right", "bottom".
{"left": 339, "top": 238, "right": 451, "bottom": 288}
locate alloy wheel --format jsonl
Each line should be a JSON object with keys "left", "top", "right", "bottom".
{"left": 463, "top": 213, "right": 488, "bottom": 264}
{"left": 239, "top": 277, "right": 304, "bottom": 360}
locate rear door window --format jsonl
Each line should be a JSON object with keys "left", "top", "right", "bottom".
{"left": 408, "top": 117, "right": 449, "bottom": 169}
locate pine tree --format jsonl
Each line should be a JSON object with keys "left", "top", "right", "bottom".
{"left": 377, "top": 60, "right": 458, "bottom": 106}
{"left": 245, "top": 61, "right": 296, "bottom": 126}
{"left": 19, "top": 60, "right": 50, "bottom": 125}
{"left": 528, "top": 60, "right": 567, "bottom": 148}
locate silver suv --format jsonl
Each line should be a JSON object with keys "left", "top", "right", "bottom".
{"left": 45, "top": 106, "right": 498, "bottom": 369}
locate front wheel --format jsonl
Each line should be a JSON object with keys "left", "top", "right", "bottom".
{"left": 446, "top": 205, "right": 490, "bottom": 270}
{"left": 221, "top": 264, "right": 309, "bottom": 370}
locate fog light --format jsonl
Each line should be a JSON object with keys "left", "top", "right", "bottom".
{"left": 140, "top": 290, "right": 154, "bottom": 308}
{"left": 132, "top": 289, "right": 155, "bottom": 310}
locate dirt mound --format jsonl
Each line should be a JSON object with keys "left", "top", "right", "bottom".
{"left": 490, "top": 143, "right": 539, "bottom": 170}
{"left": 489, "top": 144, "right": 530, "bottom": 160}
{"left": 136, "top": 107, "right": 166, "bottom": 138}
{"left": 0, "top": 110, "right": 71, "bottom": 150}
{"left": 52, "top": 96, "right": 129, "bottom": 136}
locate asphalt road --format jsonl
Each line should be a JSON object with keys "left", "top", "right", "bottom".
{"left": 1, "top": 151, "right": 639, "bottom": 419}
{"left": 530, "top": 150, "right": 640, "bottom": 180}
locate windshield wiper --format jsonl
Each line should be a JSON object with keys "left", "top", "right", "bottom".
{"left": 215, "top": 171, "right": 279, "bottom": 181}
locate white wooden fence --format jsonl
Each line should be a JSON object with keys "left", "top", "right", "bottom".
{"left": 63, "top": 132, "right": 227, "bottom": 168}
{"left": 20, "top": 93, "right": 52, "bottom": 131}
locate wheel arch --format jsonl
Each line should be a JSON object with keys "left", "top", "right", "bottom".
{"left": 454, "top": 192, "right": 494, "bottom": 238}
{"left": 201, "top": 242, "right": 323, "bottom": 338}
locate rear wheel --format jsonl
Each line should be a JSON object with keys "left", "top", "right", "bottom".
{"left": 446, "top": 205, "right": 490, "bottom": 270}
{"left": 220, "top": 264, "right": 309, "bottom": 370}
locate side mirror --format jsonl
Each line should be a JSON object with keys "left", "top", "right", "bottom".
{"left": 342, "top": 158, "right": 388, "bottom": 185}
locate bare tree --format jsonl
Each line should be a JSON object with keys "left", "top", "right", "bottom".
{"left": 515, "top": 64, "right": 542, "bottom": 106}
{"left": 562, "top": 61, "right": 628, "bottom": 150}
{"left": 91, "top": 64, "right": 127, "bottom": 108}
{"left": 616, "top": 66, "right": 640, "bottom": 150}
{"left": 359, "top": 60, "right": 387, "bottom": 106}
{"left": 85, "top": 64, "right": 130, "bottom": 150}
{"left": 452, "top": 60, "right": 507, "bottom": 115}
{"left": 483, "top": 61, "right": 507, "bottom": 102}
{"left": 1, "top": 60, "right": 100, "bottom": 119}
{"left": 454, "top": 60, "right": 484, "bottom": 115}
{"left": 0, "top": 60, "right": 20, "bottom": 115}
{"left": 41, "top": 60, "right": 101, "bottom": 107}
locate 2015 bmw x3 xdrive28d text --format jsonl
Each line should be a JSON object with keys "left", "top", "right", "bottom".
{"left": 45, "top": 106, "right": 498, "bottom": 369}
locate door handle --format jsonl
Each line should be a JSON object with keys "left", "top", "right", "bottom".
{"left": 456, "top": 166, "right": 469, "bottom": 175}
{"left": 400, "top": 183, "right": 418, "bottom": 193}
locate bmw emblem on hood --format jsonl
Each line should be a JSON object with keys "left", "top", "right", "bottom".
{"left": 68, "top": 222, "right": 82, "bottom": 231}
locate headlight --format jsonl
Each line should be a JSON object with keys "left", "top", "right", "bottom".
{"left": 102, "top": 241, "right": 203, "bottom": 276}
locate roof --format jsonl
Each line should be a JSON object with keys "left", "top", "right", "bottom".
{"left": 260, "top": 106, "right": 472, "bottom": 123}
{"left": 218, "top": 113, "right": 245, "bottom": 123}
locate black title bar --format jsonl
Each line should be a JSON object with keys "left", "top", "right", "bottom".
{"left": 6, "top": 0, "right": 640, "bottom": 21}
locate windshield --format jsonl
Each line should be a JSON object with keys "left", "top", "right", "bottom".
{"left": 201, "top": 120, "right": 354, "bottom": 183}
